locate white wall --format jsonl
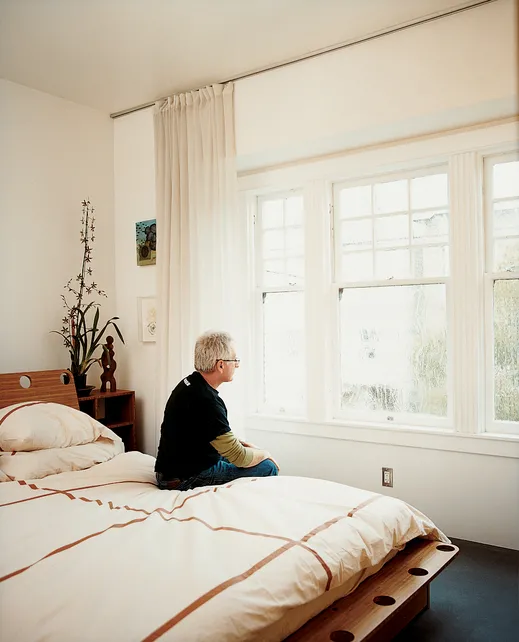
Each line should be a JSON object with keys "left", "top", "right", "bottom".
{"left": 112, "top": 0, "right": 518, "bottom": 548}
{"left": 113, "top": 109, "right": 157, "bottom": 455}
{"left": 0, "top": 79, "right": 115, "bottom": 378}
{"left": 235, "top": 0, "right": 518, "bottom": 171}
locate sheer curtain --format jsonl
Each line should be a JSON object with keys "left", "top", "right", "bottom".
{"left": 153, "top": 83, "right": 247, "bottom": 445}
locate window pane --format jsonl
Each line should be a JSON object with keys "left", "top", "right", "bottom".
{"left": 494, "top": 238, "right": 519, "bottom": 272}
{"left": 262, "top": 200, "right": 284, "bottom": 229}
{"left": 260, "top": 193, "right": 305, "bottom": 286}
{"left": 339, "top": 185, "right": 371, "bottom": 218}
{"left": 339, "top": 285, "right": 448, "bottom": 418}
{"left": 341, "top": 252, "right": 373, "bottom": 282}
{"left": 286, "top": 258, "right": 305, "bottom": 285}
{"left": 263, "top": 229, "right": 284, "bottom": 259}
{"left": 411, "top": 174, "right": 448, "bottom": 209}
{"left": 285, "top": 227, "right": 304, "bottom": 254}
{"left": 375, "top": 214, "right": 409, "bottom": 248}
{"left": 341, "top": 219, "right": 372, "bottom": 250}
{"left": 263, "top": 260, "right": 288, "bottom": 287}
{"left": 285, "top": 196, "right": 304, "bottom": 225}
{"left": 493, "top": 200, "right": 519, "bottom": 238}
{"left": 413, "top": 210, "right": 449, "bottom": 244}
{"left": 263, "top": 292, "right": 305, "bottom": 414}
{"left": 375, "top": 249, "right": 410, "bottom": 279}
{"left": 493, "top": 161, "right": 519, "bottom": 199}
{"left": 374, "top": 180, "right": 408, "bottom": 214}
{"left": 494, "top": 279, "right": 519, "bottom": 421}
{"left": 411, "top": 246, "right": 449, "bottom": 278}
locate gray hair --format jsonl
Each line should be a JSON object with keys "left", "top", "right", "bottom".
{"left": 194, "top": 330, "right": 234, "bottom": 373}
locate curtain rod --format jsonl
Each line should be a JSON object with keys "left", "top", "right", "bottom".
{"left": 110, "top": 0, "right": 497, "bottom": 119}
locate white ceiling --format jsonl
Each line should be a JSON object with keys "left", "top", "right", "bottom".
{"left": 0, "top": 0, "right": 495, "bottom": 115}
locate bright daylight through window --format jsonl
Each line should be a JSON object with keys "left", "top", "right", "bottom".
{"left": 335, "top": 171, "right": 449, "bottom": 425}
{"left": 251, "top": 148, "right": 518, "bottom": 437}
{"left": 486, "top": 156, "right": 519, "bottom": 430}
{"left": 256, "top": 194, "right": 305, "bottom": 415}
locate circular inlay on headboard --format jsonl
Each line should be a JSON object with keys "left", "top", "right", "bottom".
{"left": 19, "top": 375, "right": 31, "bottom": 389}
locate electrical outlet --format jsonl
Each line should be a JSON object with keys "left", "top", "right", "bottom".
{"left": 382, "top": 467, "right": 393, "bottom": 488}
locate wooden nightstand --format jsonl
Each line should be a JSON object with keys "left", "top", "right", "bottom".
{"left": 78, "top": 389, "right": 136, "bottom": 451}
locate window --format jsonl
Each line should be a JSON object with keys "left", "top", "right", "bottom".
{"left": 255, "top": 193, "right": 305, "bottom": 415}
{"left": 334, "top": 170, "right": 449, "bottom": 426}
{"left": 485, "top": 154, "right": 519, "bottom": 432}
{"left": 247, "top": 131, "right": 518, "bottom": 445}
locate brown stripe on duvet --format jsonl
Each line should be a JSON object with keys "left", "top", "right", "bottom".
{"left": 0, "top": 479, "right": 155, "bottom": 508}
{"left": 301, "top": 494, "right": 382, "bottom": 542}
{"left": 2, "top": 477, "right": 361, "bottom": 598}
{"left": 0, "top": 401, "right": 47, "bottom": 429}
{"left": 154, "top": 512, "right": 333, "bottom": 588}
{"left": 45, "top": 489, "right": 333, "bottom": 588}
{"left": 142, "top": 504, "right": 356, "bottom": 641}
{"left": 347, "top": 494, "right": 381, "bottom": 517}
{"left": 0, "top": 480, "right": 334, "bottom": 594}
{"left": 0, "top": 515, "right": 150, "bottom": 583}
{"left": 141, "top": 541, "right": 298, "bottom": 642}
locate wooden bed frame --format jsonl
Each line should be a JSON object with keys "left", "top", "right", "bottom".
{"left": 0, "top": 370, "right": 459, "bottom": 642}
{"left": 0, "top": 369, "right": 79, "bottom": 410}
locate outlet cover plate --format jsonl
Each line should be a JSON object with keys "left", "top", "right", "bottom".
{"left": 382, "top": 467, "right": 393, "bottom": 487}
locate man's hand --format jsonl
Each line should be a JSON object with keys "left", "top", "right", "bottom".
{"left": 245, "top": 448, "right": 279, "bottom": 471}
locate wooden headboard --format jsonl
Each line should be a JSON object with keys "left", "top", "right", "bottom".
{"left": 0, "top": 370, "right": 79, "bottom": 410}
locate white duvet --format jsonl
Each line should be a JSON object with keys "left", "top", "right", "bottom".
{"left": 0, "top": 452, "right": 448, "bottom": 642}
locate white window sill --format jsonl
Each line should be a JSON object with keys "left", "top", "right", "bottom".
{"left": 245, "top": 414, "right": 519, "bottom": 459}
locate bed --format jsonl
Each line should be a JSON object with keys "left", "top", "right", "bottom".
{"left": 0, "top": 369, "right": 458, "bottom": 642}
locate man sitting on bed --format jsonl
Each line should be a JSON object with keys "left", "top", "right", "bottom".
{"left": 155, "top": 330, "right": 279, "bottom": 491}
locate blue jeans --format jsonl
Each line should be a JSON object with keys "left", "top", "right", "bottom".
{"left": 157, "top": 457, "right": 278, "bottom": 491}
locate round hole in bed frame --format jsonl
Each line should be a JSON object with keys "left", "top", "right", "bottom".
{"left": 436, "top": 544, "right": 456, "bottom": 552}
{"left": 408, "top": 567, "right": 429, "bottom": 576}
{"left": 373, "top": 595, "right": 396, "bottom": 606}
{"left": 330, "top": 631, "right": 355, "bottom": 641}
{"left": 60, "top": 372, "right": 71, "bottom": 385}
{"left": 19, "top": 375, "right": 32, "bottom": 389}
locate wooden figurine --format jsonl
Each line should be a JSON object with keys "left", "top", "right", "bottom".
{"left": 100, "top": 336, "right": 117, "bottom": 392}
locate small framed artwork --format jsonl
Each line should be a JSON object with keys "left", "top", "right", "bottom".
{"left": 138, "top": 297, "right": 157, "bottom": 342}
{"left": 136, "top": 219, "right": 157, "bottom": 266}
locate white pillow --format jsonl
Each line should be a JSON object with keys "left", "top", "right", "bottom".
{"left": 0, "top": 402, "right": 104, "bottom": 452}
{"left": 0, "top": 427, "right": 124, "bottom": 481}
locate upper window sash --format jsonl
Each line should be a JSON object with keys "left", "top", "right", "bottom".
{"left": 484, "top": 152, "right": 519, "bottom": 276}
{"left": 255, "top": 191, "right": 305, "bottom": 292}
{"left": 333, "top": 166, "right": 450, "bottom": 286}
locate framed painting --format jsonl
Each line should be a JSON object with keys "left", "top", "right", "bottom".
{"left": 136, "top": 219, "right": 157, "bottom": 266}
{"left": 138, "top": 297, "right": 157, "bottom": 342}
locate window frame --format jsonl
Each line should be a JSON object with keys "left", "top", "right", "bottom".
{"left": 240, "top": 120, "right": 519, "bottom": 456}
{"left": 331, "top": 165, "right": 452, "bottom": 429}
{"left": 253, "top": 189, "right": 307, "bottom": 418}
{"left": 483, "top": 151, "right": 519, "bottom": 435}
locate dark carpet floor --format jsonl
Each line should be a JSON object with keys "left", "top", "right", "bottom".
{"left": 393, "top": 537, "right": 519, "bottom": 642}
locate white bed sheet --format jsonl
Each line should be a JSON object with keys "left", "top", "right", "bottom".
{"left": 0, "top": 451, "right": 448, "bottom": 642}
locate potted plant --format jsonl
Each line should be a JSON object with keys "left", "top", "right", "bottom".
{"left": 52, "top": 199, "right": 124, "bottom": 392}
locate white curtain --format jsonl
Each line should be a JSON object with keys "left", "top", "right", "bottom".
{"left": 153, "top": 83, "right": 247, "bottom": 444}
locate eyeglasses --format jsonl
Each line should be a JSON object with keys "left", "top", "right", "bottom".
{"left": 218, "top": 359, "right": 240, "bottom": 365}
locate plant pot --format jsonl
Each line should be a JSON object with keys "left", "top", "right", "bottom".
{"left": 73, "top": 374, "right": 87, "bottom": 392}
